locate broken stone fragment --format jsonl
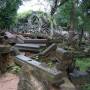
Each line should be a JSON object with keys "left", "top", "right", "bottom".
{"left": 55, "top": 48, "right": 73, "bottom": 70}
{"left": 39, "top": 43, "right": 57, "bottom": 57}
{"left": 16, "top": 35, "right": 25, "bottom": 43}
{"left": 69, "top": 69, "right": 89, "bottom": 85}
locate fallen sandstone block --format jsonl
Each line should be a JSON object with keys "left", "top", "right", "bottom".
{"left": 15, "top": 55, "right": 63, "bottom": 84}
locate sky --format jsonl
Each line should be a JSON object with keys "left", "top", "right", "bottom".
{"left": 17, "top": 0, "right": 51, "bottom": 13}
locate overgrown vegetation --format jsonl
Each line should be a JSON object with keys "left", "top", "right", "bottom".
{"left": 54, "top": 0, "right": 90, "bottom": 31}
{"left": 76, "top": 57, "right": 90, "bottom": 90}
{"left": 76, "top": 57, "right": 90, "bottom": 71}
{"left": 81, "top": 84, "right": 90, "bottom": 90}
{"left": 7, "top": 64, "right": 21, "bottom": 74}
{"left": 0, "top": 0, "right": 90, "bottom": 89}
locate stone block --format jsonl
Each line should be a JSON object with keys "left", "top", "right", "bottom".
{"left": 56, "top": 48, "right": 73, "bottom": 62}
{"left": 55, "top": 48, "right": 73, "bottom": 70}
{"left": 60, "top": 77, "right": 76, "bottom": 90}
{"left": 15, "top": 55, "right": 63, "bottom": 84}
{"left": 15, "top": 44, "right": 40, "bottom": 52}
{"left": 69, "top": 69, "right": 89, "bottom": 85}
{"left": 24, "top": 39, "right": 47, "bottom": 44}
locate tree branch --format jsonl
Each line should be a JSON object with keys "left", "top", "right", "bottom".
{"left": 50, "top": 0, "right": 68, "bottom": 16}
{"left": 57, "top": 0, "right": 68, "bottom": 7}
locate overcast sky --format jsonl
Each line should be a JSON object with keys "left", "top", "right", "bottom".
{"left": 17, "top": 0, "right": 51, "bottom": 13}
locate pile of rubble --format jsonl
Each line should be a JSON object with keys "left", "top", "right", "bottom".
{"left": 0, "top": 31, "right": 90, "bottom": 90}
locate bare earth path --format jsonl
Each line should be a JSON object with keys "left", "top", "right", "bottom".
{"left": 0, "top": 73, "right": 76, "bottom": 90}
{"left": 0, "top": 73, "right": 19, "bottom": 90}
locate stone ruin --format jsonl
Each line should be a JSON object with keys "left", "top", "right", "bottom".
{"left": 0, "top": 32, "right": 11, "bottom": 74}
{"left": 14, "top": 34, "right": 90, "bottom": 90}
{"left": 0, "top": 31, "right": 90, "bottom": 90}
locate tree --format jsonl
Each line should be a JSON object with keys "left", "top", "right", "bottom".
{"left": 0, "top": 0, "right": 21, "bottom": 29}
{"left": 80, "top": 0, "right": 90, "bottom": 31}
{"left": 50, "top": 0, "right": 68, "bottom": 16}
{"left": 54, "top": 0, "right": 73, "bottom": 27}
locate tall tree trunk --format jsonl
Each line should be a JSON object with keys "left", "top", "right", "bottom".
{"left": 69, "top": 0, "right": 77, "bottom": 31}
{"left": 50, "top": 0, "right": 68, "bottom": 38}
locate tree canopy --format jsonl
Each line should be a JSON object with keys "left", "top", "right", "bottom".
{"left": 53, "top": 0, "right": 90, "bottom": 31}
{"left": 0, "top": 0, "right": 21, "bottom": 29}
{"left": 0, "top": 0, "right": 89, "bottom": 32}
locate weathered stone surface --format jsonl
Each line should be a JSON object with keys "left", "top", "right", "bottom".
{"left": 16, "top": 35, "right": 25, "bottom": 40}
{"left": 16, "top": 44, "right": 40, "bottom": 49}
{"left": 15, "top": 44, "right": 40, "bottom": 52}
{"left": 16, "top": 35, "right": 25, "bottom": 44}
{"left": 0, "top": 45, "right": 11, "bottom": 53}
{"left": 60, "top": 77, "right": 76, "bottom": 90}
{"left": 20, "top": 33, "right": 50, "bottom": 39}
{"left": 5, "top": 32, "right": 16, "bottom": 39}
{"left": 24, "top": 39, "right": 48, "bottom": 44}
{"left": 4, "top": 32, "right": 17, "bottom": 44}
{"left": 69, "top": 69, "right": 89, "bottom": 85}
{"left": 55, "top": 48, "right": 73, "bottom": 71}
{"left": 39, "top": 43, "right": 57, "bottom": 57}
{"left": 18, "top": 70, "right": 49, "bottom": 90}
{"left": 0, "top": 33, "right": 15, "bottom": 74}
{"left": 10, "top": 46, "right": 20, "bottom": 56}
{"left": 16, "top": 35, "right": 47, "bottom": 46}
{"left": 15, "top": 55, "right": 63, "bottom": 84}
{"left": 0, "top": 45, "right": 11, "bottom": 74}
{"left": 56, "top": 48, "right": 73, "bottom": 61}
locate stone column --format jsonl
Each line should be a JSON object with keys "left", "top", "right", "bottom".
{"left": 0, "top": 45, "right": 11, "bottom": 74}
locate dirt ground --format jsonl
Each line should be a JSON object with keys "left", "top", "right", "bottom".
{"left": 0, "top": 73, "right": 19, "bottom": 90}
{"left": 0, "top": 73, "right": 76, "bottom": 90}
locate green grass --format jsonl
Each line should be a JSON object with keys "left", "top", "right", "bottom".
{"left": 76, "top": 58, "right": 90, "bottom": 71}
{"left": 76, "top": 57, "right": 90, "bottom": 90}
{"left": 81, "top": 84, "right": 90, "bottom": 90}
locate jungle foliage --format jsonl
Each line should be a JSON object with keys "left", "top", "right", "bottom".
{"left": 54, "top": 0, "right": 90, "bottom": 31}
{"left": 0, "top": 0, "right": 22, "bottom": 29}
{"left": 0, "top": 0, "right": 90, "bottom": 31}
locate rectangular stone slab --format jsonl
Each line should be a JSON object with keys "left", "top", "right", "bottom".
{"left": 16, "top": 47, "right": 40, "bottom": 53}
{"left": 16, "top": 35, "right": 48, "bottom": 44}
{"left": 15, "top": 44, "right": 40, "bottom": 49}
{"left": 33, "top": 44, "right": 46, "bottom": 47}
{"left": 15, "top": 44, "right": 40, "bottom": 52}
{"left": 20, "top": 33, "right": 50, "bottom": 39}
{"left": 15, "top": 55, "right": 63, "bottom": 84}
{"left": 24, "top": 39, "right": 47, "bottom": 44}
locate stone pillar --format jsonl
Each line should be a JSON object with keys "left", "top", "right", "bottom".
{"left": 0, "top": 45, "right": 11, "bottom": 74}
